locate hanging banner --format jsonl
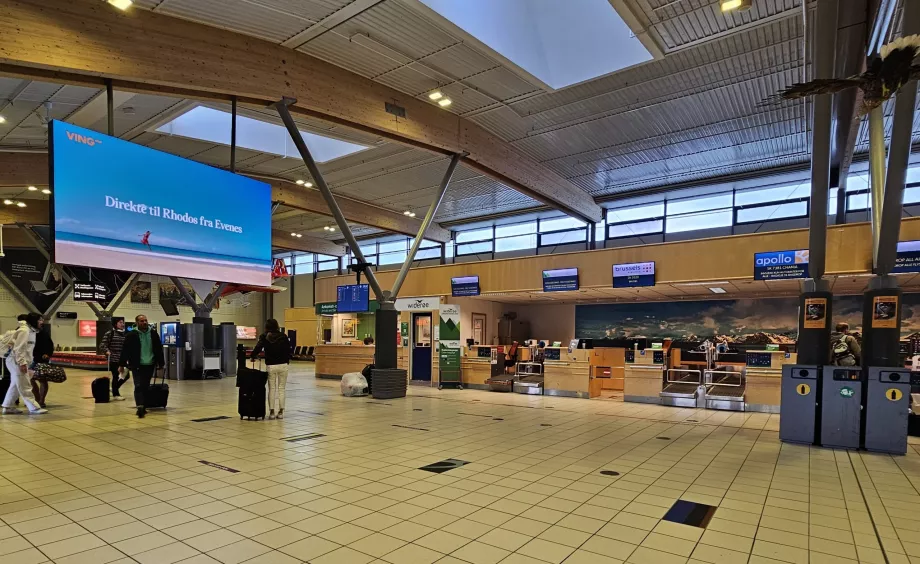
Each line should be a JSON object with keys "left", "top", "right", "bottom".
{"left": 753, "top": 250, "right": 809, "bottom": 280}
{"left": 803, "top": 297, "right": 827, "bottom": 329}
{"left": 439, "top": 304, "right": 461, "bottom": 383}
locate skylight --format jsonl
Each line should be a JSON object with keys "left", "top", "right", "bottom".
{"left": 420, "top": 0, "right": 652, "bottom": 90}
{"left": 157, "top": 106, "right": 369, "bottom": 163}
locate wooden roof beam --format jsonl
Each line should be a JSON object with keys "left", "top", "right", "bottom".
{"left": 271, "top": 229, "right": 346, "bottom": 256}
{"left": 0, "top": 0, "right": 603, "bottom": 224}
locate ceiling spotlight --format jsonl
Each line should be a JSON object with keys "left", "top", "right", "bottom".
{"left": 328, "top": 227, "right": 336, "bottom": 232}
{"left": 16, "top": 202, "right": 26, "bottom": 208}
{"left": 720, "top": 0, "right": 751, "bottom": 12}
{"left": 323, "top": 226, "right": 330, "bottom": 231}
{"left": 0, "top": 115, "right": 6, "bottom": 124}
{"left": 41, "top": 189, "right": 51, "bottom": 195}
{"left": 27, "top": 185, "right": 37, "bottom": 191}
{"left": 2, "top": 200, "right": 12, "bottom": 205}
{"left": 106, "top": 0, "right": 134, "bottom": 10}
{"left": 296, "top": 233, "right": 303, "bottom": 238}
{"left": 438, "top": 98, "right": 453, "bottom": 107}
{"left": 403, "top": 210, "right": 412, "bottom": 216}
{"left": 709, "top": 287, "right": 727, "bottom": 294}
{"left": 291, "top": 232, "right": 298, "bottom": 236}
{"left": 428, "top": 91, "right": 443, "bottom": 101}
{"left": 296, "top": 179, "right": 305, "bottom": 185}
{"left": 304, "top": 182, "right": 313, "bottom": 187}
{"left": 409, "top": 212, "right": 416, "bottom": 217}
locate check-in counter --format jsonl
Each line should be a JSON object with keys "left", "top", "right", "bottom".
{"left": 623, "top": 348, "right": 666, "bottom": 403}
{"left": 744, "top": 350, "right": 798, "bottom": 413}
{"left": 590, "top": 347, "right": 625, "bottom": 392}
{"left": 543, "top": 347, "right": 592, "bottom": 399}
{"left": 314, "top": 344, "right": 375, "bottom": 379}
{"left": 462, "top": 345, "right": 506, "bottom": 389}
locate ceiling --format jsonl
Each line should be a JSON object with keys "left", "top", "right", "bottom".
{"left": 0, "top": 0, "right": 917, "bottom": 244}
{"left": 467, "top": 273, "right": 920, "bottom": 305}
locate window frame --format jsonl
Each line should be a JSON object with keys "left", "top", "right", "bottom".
{"left": 734, "top": 197, "right": 810, "bottom": 225}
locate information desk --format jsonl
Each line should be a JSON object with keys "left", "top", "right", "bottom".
{"left": 623, "top": 348, "right": 666, "bottom": 403}
{"left": 543, "top": 347, "right": 592, "bottom": 399}
{"left": 314, "top": 344, "right": 375, "bottom": 379}
{"left": 461, "top": 345, "right": 506, "bottom": 389}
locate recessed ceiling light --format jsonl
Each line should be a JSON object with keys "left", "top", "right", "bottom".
{"left": 16, "top": 202, "right": 26, "bottom": 208}
{"left": 323, "top": 226, "right": 330, "bottom": 231}
{"left": 428, "top": 91, "right": 443, "bottom": 101}
{"left": 304, "top": 182, "right": 313, "bottom": 188}
{"left": 720, "top": 0, "right": 751, "bottom": 12}
{"left": 27, "top": 185, "right": 37, "bottom": 191}
{"left": 296, "top": 233, "right": 303, "bottom": 238}
{"left": 295, "top": 180, "right": 305, "bottom": 185}
{"left": 2, "top": 200, "right": 12, "bottom": 205}
{"left": 709, "top": 287, "right": 727, "bottom": 294}
{"left": 437, "top": 98, "right": 452, "bottom": 107}
{"left": 0, "top": 115, "right": 6, "bottom": 124}
{"left": 291, "top": 232, "right": 298, "bottom": 236}
{"left": 107, "top": 0, "right": 133, "bottom": 10}
{"left": 41, "top": 189, "right": 51, "bottom": 195}
{"left": 403, "top": 211, "right": 412, "bottom": 216}
{"left": 409, "top": 212, "right": 416, "bottom": 217}
{"left": 328, "top": 227, "right": 336, "bottom": 232}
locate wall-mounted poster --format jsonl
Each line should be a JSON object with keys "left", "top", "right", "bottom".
{"left": 803, "top": 297, "right": 828, "bottom": 329}
{"left": 872, "top": 295, "right": 899, "bottom": 329}
{"left": 130, "top": 280, "right": 151, "bottom": 303}
{"left": 159, "top": 282, "right": 195, "bottom": 306}
{"left": 342, "top": 318, "right": 357, "bottom": 339}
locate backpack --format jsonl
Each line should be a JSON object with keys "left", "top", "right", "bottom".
{"left": 0, "top": 328, "right": 19, "bottom": 358}
{"left": 832, "top": 335, "right": 856, "bottom": 366}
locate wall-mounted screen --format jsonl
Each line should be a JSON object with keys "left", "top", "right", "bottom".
{"left": 50, "top": 121, "right": 272, "bottom": 286}
{"left": 160, "top": 322, "right": 179, "bottom": 346}
{"left": 337, "top": 284, "right": 369, "bottom": 313}
{"left": 236, "top": 326, "right": 258, "bottom": 339}
{"left": 895, "top": 240, "right": 920, "bottom": 273}
{"left": 451, "top": 275, "right": 480, "bottom": 296}
{"left": 78, "top": 320, "right": 96, "bottom": 338}
{"left": 542, "top": 268, "right": 578, "bottom": 292}
{"left": 613, "top": 262, "right": 655, "bottom": 288}
{"left": 753, "top": 249, "right": 809, "bottom": 280}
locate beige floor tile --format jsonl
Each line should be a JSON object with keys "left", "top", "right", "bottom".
{"left": 52, "top": 545, "right": 127, "bottom": 564}
{"left": 249, "top": 525, "right": 310, "bottom": 549}
{"left": 184, "top": 529, "right": 246, "bottom": 552}
{"left": 581, "top": 535, "right": 639, "bottom": 561}
{"left": 641, "top": 531, "right": 697, "bottom": 557}
{"left": 537, "top": 525, "right": 591, "bottom": 548}
{"left": 161, "top": 519, "right": 221, "bottom": 541}
{"left": 206, "top": 538, "right": 272, "bottom": 564}
{"left": 690, "top": 543, "right": 749, "bottom": 564}
{"left": 379, "top": 542, "right": 443, "bottom": 564}
{"left": 626, "top": 546, "right": 689, "bottom": 564}
{"left": 236, "top": 550, "right": 301, "bottom": 564}
{"left": 755, "top": 526, "right": 809, "bottom": 550}
{"left": 318, "top": 522, "right": 374, "bottom": 545}
{"left": 39, "top": 532, "right": 107, "bottom": 560}
{"left": 290, "top": 514, "right": 345, "bottom": 534}
{"left": 449, "top": 539, "right": 511, "bottom": 564}
{"left": 278, "top": 535, "right": 341, "bottom": 561}
{"left": 516, "top": 537, "right": 576, "bottom": 563}
{"left": 498, "top": 554, "right": 548, "bottom": 564}
{"left": 349, "top": 532, "right": 408, "bottom": 558}
{"left": 133, "top": 541, "right": 200, "bottom": 564}
{"left": 381, "top": 520, "right": 436, "bottom": 542}
{"left": 752, "top": 539, "right": 809, "bottom": 564}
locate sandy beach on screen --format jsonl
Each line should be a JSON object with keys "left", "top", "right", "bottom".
{"left": 56, "top": 240, "right": 269, "bottom": 286}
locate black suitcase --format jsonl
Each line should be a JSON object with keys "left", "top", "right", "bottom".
{"left": 145, "top": 369, "right": 169, "bottom": 409}
{"left": 92, "top": 377, "right": 110, "bottom": 403}
{"left": 239, "top": 360, "right": 267, "bottom": 420}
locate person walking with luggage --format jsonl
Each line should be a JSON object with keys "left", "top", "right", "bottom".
{"left": 101, "top": 318, "right": 128, "bottom": 401}
{"left": 120, "top": 315, "right": 164, "bottom": 418}
{"left": 30, "top": 321, "right": 55, "bottom": 407}
{"left": 830, "top": 322, "right": 861, "bottom": 366}
{"left": 251, "top": 319, "right": 290, "bottom": 420}
{"left": 1, "top": 313, "right": 48, "bottom": 415}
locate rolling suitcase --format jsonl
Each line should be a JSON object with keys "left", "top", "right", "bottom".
{"left": 145, "top": 369, "right": 169, "bottom": 409}
{"left": 239, "top": 360, "right": 267, "bottom": 420}
{"left": 92, "top": 377, "right": 110, "bottom": 403}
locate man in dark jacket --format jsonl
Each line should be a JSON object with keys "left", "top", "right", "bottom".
{"left": 120, "top": 315, "right": 164, "bottom": 418}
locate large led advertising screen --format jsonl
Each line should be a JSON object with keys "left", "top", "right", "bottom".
{"left": 50, "top": 121, "right": 272, "bottom": 286}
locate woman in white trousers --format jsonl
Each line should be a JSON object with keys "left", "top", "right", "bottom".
{"left": 251, "top": 319, "right": 291, "bottom": 420}
{"left": 2, "top": 313, "right": 47, "bottom": 415}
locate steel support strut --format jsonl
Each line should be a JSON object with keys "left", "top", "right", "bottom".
{"left": 105, "top": 273, "right": 139, "bottom": 316}
{"left": 273, "top": 98, "right": 384, "bottom": 301}
{"left": 876, "top": 0, "right": 920, "bottom": 276}
{"left": 868, "top": 107, "right": 886, "bottom": 271}
{"left": 807, "top": 0, "right": 838, "bottom": 283}
{"left": 390, "top": 153, "right": 462, "bottom": 299}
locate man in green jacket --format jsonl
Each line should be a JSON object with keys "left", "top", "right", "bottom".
{"left": 120, "top": 315, "right": 165, "bottom": 418}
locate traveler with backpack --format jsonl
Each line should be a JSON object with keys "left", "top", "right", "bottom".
{"left": 830, "top": 323, "right": 861, "bottom": 366}
{"left": 251, "top": 319, "right": 291, "bottom": 420}
{"left": 1, "top": 313, "right": 48, "bottom": 415}
{"left": 101, "top": 318, "right": 128, "bottom": 401}
{"left": 0, "top": 315, "right": 27, "bottom": 403}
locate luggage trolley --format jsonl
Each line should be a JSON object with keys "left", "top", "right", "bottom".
{"left": 703, "top": 367, "right": 744, "bottom": 411}
{"left": 660, "top": 368, "right": 702, "bottom": 407}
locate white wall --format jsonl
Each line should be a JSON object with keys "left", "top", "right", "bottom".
{"left": 0, "top": 274, "right": 265, "bottom": 349}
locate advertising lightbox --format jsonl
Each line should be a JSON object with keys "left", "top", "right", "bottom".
{"left": 613, "top": 262, "right": 655, "bottom": 288}
{"left": 50, "top": 121, "right": 272, "bottom": 286}
{"left": 753, "top": 250, "right": 809, "bottom": 280}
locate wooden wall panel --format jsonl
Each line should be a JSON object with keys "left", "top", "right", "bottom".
{"left": 315, "top": 219, "right": 917, "bottom": 302}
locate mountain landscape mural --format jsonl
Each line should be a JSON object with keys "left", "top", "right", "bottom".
{"left": 575, "top": 294, "right": 920, "bottom": 342}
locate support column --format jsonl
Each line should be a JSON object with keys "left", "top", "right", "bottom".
{"left": 798, "top": 0, "right": 837, "bottom": 364}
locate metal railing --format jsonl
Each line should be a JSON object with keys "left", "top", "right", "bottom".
{"left": 703, "top": 369, "right": 743, "bottom": 388}
{"left": 666, "top": 369, "right": 702, "bottom": 384}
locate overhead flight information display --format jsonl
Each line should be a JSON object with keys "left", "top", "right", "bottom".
{"left": 451, "top": 275, "right": 480, "bottom": 296}
{"left": 337, "top": 284, "right": 370, "bottom": 313}
{"left": 613, "top": 262, "right": 655, "bottom": 288}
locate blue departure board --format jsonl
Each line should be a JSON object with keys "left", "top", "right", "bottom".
{"left": 336, "top": 284, "right": 369, "bottom": 313}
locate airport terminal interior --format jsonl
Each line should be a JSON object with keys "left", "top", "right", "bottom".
{"left": 3, "top": 0, "right": 920, "bottom": 562}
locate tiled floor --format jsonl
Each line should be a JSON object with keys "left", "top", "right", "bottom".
{"left": 2, "top": 365, "right": 920, "bottom": 564}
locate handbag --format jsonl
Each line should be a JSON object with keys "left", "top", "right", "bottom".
{"left": 33, "top": 363, "right": 67, "bottom": 383}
